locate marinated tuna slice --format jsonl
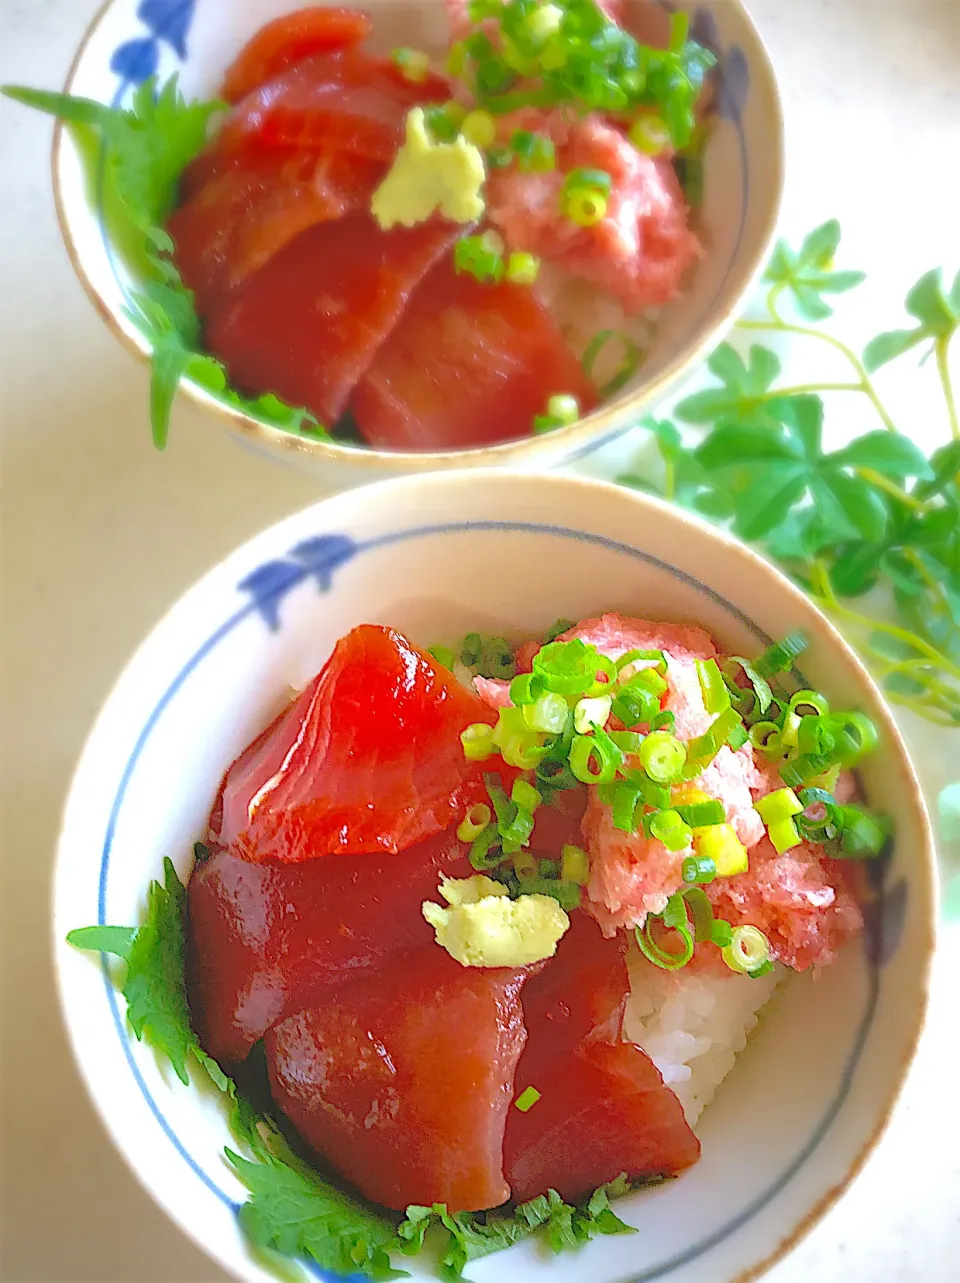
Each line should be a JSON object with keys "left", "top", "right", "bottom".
{"left": 265, "top": 950, "right": 529, "bottom": 1211}
{"left": 504, "top": 912, "right": 699, "bottom": 1203}
{"left": 203, "top": 214, "right": 460, "bottom": 422}
{"left": 350, "top": 261, "right": 598, "bottom": 450}
{"left": 505, "top": 1039, "right": 700, "bottom": 1203}
{"left": 221, "top": 8, "right": 375, "bottom": 103}
{"left": 215, "top": 49, "right": 449, "bottom": 167}
{"left": 212, "top": 625, "right": 496, "bottom": 862}
{"left": 186, "top": 829, "right": 470, "bottom": 1064}
{"left": 169, "top": 149, "right": 386, "bottom": 304}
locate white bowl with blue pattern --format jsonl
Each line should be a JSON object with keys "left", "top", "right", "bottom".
{"left": 54, "top": 470, "right": 935, "bottom": 1283}
{"left": 51, "top": 0, "right": 783, "bottom": 480}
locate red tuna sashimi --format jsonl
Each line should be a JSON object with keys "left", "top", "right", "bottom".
{"left": 187, "top": 829, "right": 471, "bottom": 1064}
{"left": 203, "top": 215, "right": 460, "bottom": 423}
{"left": 215, "top": 49, "right": 449, "bottom": 167}
{"left": 221, "top": 8, "right": 375, "bottom": 103}
{"left": 265, "top": 949, "right": 528, "bottom": 1211}
{"left": 212, "top": 624, "right": 496, "bottom": 861}
{"left": 350, "top": 260, "right": 598, "bottom": 450}
{"left": 169, "top": 149, "right": 386, "bottom": 304}
{"left": 504, "top": 912, "right": 699, "bottom": 1202}
{"left": 505, "top": 1040, "right": 700, "bottom": 1203}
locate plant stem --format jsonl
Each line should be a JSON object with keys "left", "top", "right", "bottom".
{"left": 855, "top": 468, "right": 932, "bottom": 513}
{"left": 935, "top": 336, "right": 959, "bottom": 440}
{"left": 738, "top": 307, "right": 900, "bottom": 434}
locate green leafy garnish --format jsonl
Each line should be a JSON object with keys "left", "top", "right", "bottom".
{"left": 3, "top": 78, "right": 327, "bottom": 450}
{"left": 228, "top": 1147, "right": 408, "bottom": 1281}
{"left": 398, "top": 1175, "right": 636, "bottom": 1279}
{"left": 617, "top": 220, "right": 960, "bottom": 727}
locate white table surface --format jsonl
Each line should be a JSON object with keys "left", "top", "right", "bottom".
{"left": 2, "top": 1, "right": 959, "bottom": 1279}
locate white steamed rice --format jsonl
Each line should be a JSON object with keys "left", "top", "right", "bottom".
{"left": 624, "top": 943, "right": 783, "bottom": 1125}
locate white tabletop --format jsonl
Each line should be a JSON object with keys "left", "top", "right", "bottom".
{"left": 2, "top": 1, "right": 959, "bottom": 1279}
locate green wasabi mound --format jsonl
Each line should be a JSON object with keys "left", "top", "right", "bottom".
{"left": 422, "top": 875, "right": 570, "bottom": 967}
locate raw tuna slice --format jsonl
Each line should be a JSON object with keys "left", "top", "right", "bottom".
{"left": 203, "top": 214, "right": 460, "bottom": 423}
{"left": 504, "top": 912, "right": 699, "bottom": 1202}
{"left": 212, "top": 624, "right": 496, "bottom": 861}
{"left": 215, "top": 49, "right": 449, "bottom": 167}
{"left": 350, "top": 261, "right": 598, "bottom": 449}
{"left": 221, "top": 8, "right": 375, "bottom": 104}
{"left": 265, "top": 949, "right": 529, "bottom": 1211}
{"left": 187, "top": 829, "right": 471, "bottom": 1064}
{"left": 169, "top": 149, "right": 386, "bottom": 302}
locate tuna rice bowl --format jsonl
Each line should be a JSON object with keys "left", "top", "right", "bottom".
{"left": 13, "top": 0, "right": 718, "bottom": 452}
{"left": 68, "top": 609, "right": 893, "bottom": 1277}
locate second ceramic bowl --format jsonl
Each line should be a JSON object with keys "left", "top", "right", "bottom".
{"left": 52, "top": 0, "right": 783, "bottom": 481}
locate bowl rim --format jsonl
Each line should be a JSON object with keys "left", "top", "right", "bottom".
{"left": 52, "top": 469, "right": 937, "bottom": 1283}
{"left": 50, "top": 0, "right": 785, "bottom": 472}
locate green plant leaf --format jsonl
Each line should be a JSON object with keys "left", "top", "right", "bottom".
{"left": 674, "top": 344, "right": 784, "bottom": 429}
{"left": 694, "top": 423, "right": 799, "bottom": 469}
{"left": 831, "top": 431, "right": 933, "bottom": 479}
{"left": 764, "top": 219, "right": 865, "bottom": 318}
{"left": 864, "top": 268, "right": 960, "bottom": 370}
{"left": 811, "top": 471, "right": 888, "bottom": 543}
{"left": 733, "top": 463, "right": 808, "bottom": 539}
{"left": 863, "top": 328, "right": 927, "bottom": 372}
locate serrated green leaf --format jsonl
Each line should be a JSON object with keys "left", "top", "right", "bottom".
{"left": 830, "top": 430, "right": 933, "bottom": 479}
{"left": 863, "top": 328, "right": 926, "bottom": 372}
{"left": 66, "top": 924, "right": 137, "bottom": 960}
{"left": 149, "top": 335, "right": 193, "bottom": 450}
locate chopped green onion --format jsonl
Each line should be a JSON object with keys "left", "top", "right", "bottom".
{"left": 748, "top": 960, "right": 775, "bottom": 978}
{"left": 629, "top": 113, "right": 671, "bottom": 155}
{"left": 754, "top": 788, "right": 803, "bottom": 825}
{"left": 711, "top": 707, "right": 747, "bottom": 747}
{"left": 569, "top": 731, "right": 620, "bottom": 784}
{"left": 721, "top": 656, "right": 773, "bottom": 721}
{"left": 710, "top": 918, "right": 733, "bottom": 948}
{"left": 651, "top": 709, "right": 676, "bottom": 732}
{"left": 749, "top": 721, "right": 781, "bottom": 752}
{"left": 513, "top": 849, "right": 538, "bottom": 880}
{"left": 429, "top": 644, "right": 456, "bottom": 668}
{"left": 646, "top": 808, "right": 693, "bottom": 851}
{"left": 511, "top": 779, "right": 542, "bottom": 813}
{"left": 621, "top": 666, "right": 668, "bottom": 698}
{"left": 457, "top": 802, "right": 492, "bottom": 842}
{"left": 510, "top": 672, "right": 542, "bottom": 706}
{"left": 510, "top": 129, "right": 555, "bottom": 171}
{"left": 789, "top": 689, "right": 830, "bottom": 717}
{"left": 722, "top": 925, "right": 771, "bottom": 975}
{"left": 469, "top": 823, "right": 502, "bottom": 870}
{"left": 681, "top": 855, "right": 717, "bottom": 884}
{"left": 461, "top": 722, "right": 496, "bottom": 760}
{"left": 533, "top": 639, "right": 602, "bottom": 696}
{"left": 391, "top": 46, "right": 431, "bottom": 82}
{"left": 454, "top": 234, "right": 504, "bottom": 283}
{"left": 494, "top": 708, "right": 548, "bottom": 768}
{"left": 635, "top": 894, "right": 695, "bottom": 971}
{"left": 834, "top": 806, "right": 890, "bottom": 857}
{"left": 563, "top": 186, "right": 607, "bottom": 226}
{"left": 461, "top": 107, "right": 497, "bottom": 147}
{"left": 522, "top": 691, "right": 569, "bottom": 734}
{"left": 612, "top": 686, "right": 659, "bottom": 728}
{"left": 612, "top": 782, "right": 642, "bottom": 833}
{"left": 574, "top": 694, "right": 612, "bottom": 734}
{"left": 515, "top": 877, "right": 582, "bottom": 910}
{"left": 564, "top": 167, "right": 612, "bottom": 195}
{"left": 829, "top": 712, "right": 879, "bottom": 765}
{"left": 460, "top": 632, "right": 483, "bottom": 666}
{"left": 609, "top": 731, "right": 644, "bottom": 752}
{"left": 546, "top": 393, "right": 580, "bottom": 425}
{"left": 506, "top": 251, "right": 541, "bottom": 284}
{"left": 560, "top": 843, "right": 589, "bottom": 884}
{"left": 514, "top": 1086, "right": 541, "bottom": 1112}
{"left": 544, "top": 618, "right": 573, "bottom": 643}
{"left": 581, "top": 329, "right": 643, "bottom": 397}
{"left": 768, "top": 816, "right": 802, "bottom": 854}
{"left": 500, "top": 807, "right": 535, "bottom": 855}
{"left": 639, "top": 731, "right": 687, "bottom": 784}
{"left": 696, "top": 658, "right": 731, "bottom": 715}
{"left": 754, "top": 631, "right": 808, "bottom": 678}
{"left": 726, "top": 721, "right": 749, "bottom": 750}
{"left": 674, "top": 799, "right": 725, "bottom": 828}
{"left": 424, "top": 104, "right": 462, "bottom": 142}
{"left": 525, "top": 1, "right": 563, "bottom": 41}
{"left": 479, "top": 636, "right": 515, "bottom": 679}
{"left": 617, "top": 648, "right": 667, "bottom": 677}
{"left": 682, "top": 886, "right": 715, "bottom": 939}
